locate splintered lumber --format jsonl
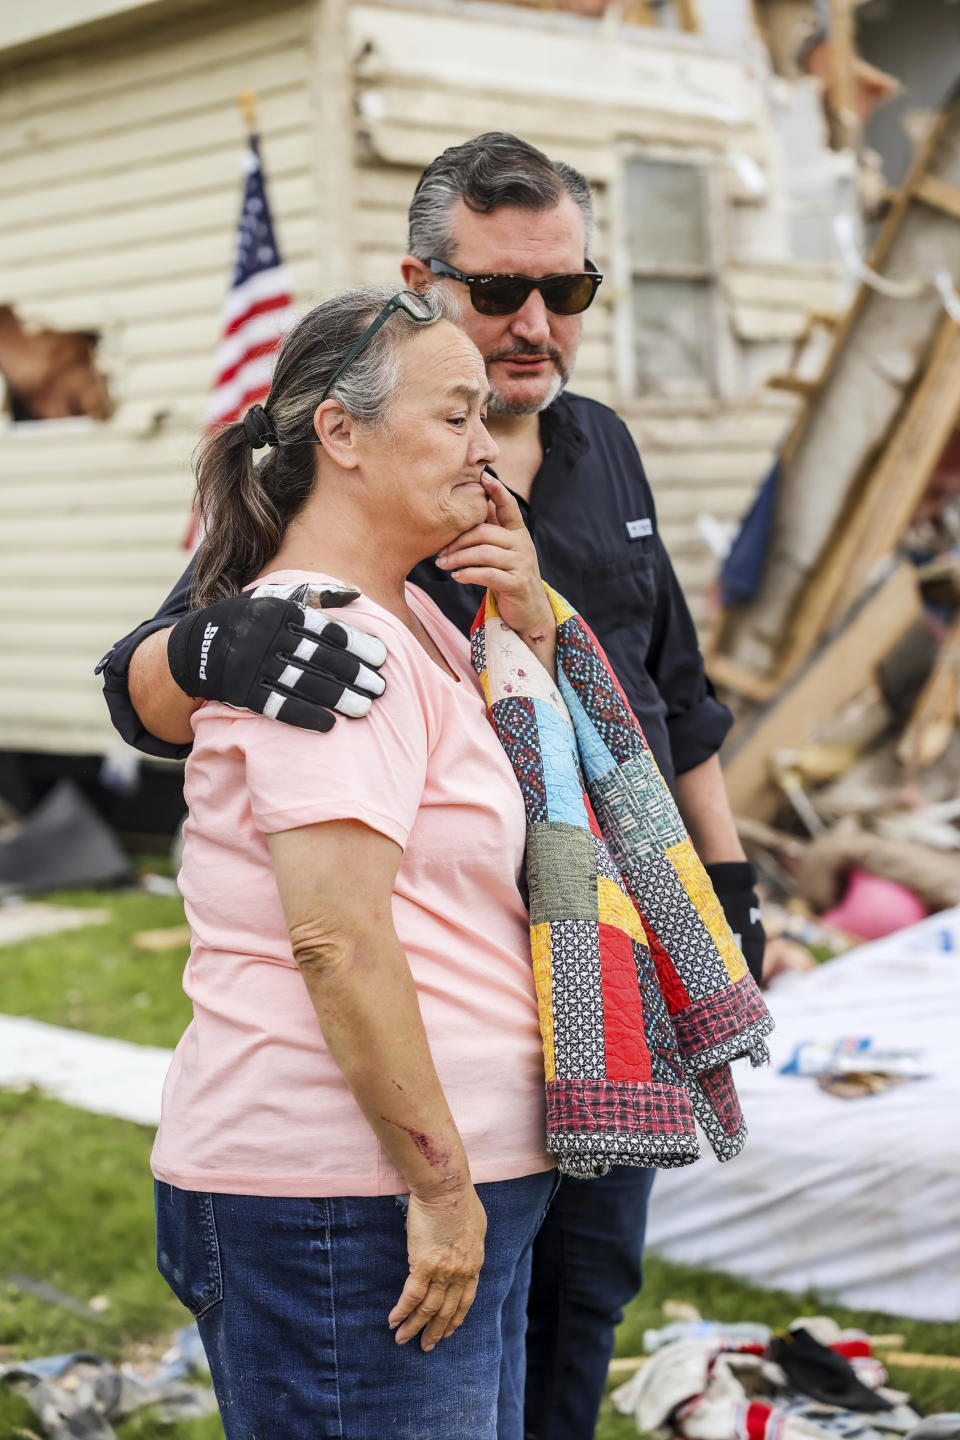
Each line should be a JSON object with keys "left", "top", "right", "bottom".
{"left": 882, "top": 1352, "right": 960, "bottom": 1373}
{"left": 132, "top": 924, "right": 192, "bottom": 951}
{"left": 780, "top": 316, "right": 960, "bottom": 664}
{"left": 606, "top": 1341, "right": 960, "bottom": 1382}
{"left": 672, "top": 0, "right": 700, "bottom": 32}
{"left": 827, "top": 0, "right": 858, "bottom": 149}
{"left": 608, "top": 1355, "right": 646, "bottom": 1377}
{"left": 709, "top": 91, "right": 960, "bottom": 693}
{"left": 898, "top": 610, "right": 960, "bottom": 769}
{"left": 829, "top": 316, "right": 960, "bottom": 619}
{"left": 766, "top": 374, "right": 821, "bottom": 397}
{"left": 721, "top": 563, "right": 922, "bottom": 821}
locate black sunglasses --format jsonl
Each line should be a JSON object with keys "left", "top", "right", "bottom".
{"left": 428, "top": 259, "right": 603, "bottom": 317}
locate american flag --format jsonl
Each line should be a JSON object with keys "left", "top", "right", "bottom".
{"left": 207, "top": 133, "right": 296, "bottom": 427}
{"left": 185, "top": 134, "right": 296, "bottom": 546}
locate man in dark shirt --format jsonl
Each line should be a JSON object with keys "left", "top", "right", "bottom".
{"left": 100, "top": 132, "right": 763, "bottom": 1440}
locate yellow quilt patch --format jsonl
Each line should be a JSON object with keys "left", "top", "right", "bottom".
{"left": 666, "top": 839, "right": 747, "bottom": 983}
{"left": 545, "top": 585, "right": 577, "bottom": 626}
{"left": 530, "top": 922, "right": 556, "bottom": 1081}
{"left": 596, "top": 875, "right": 647, "bottom": 945}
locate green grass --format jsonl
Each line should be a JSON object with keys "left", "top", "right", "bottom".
{"left": 0, "top": 1389, "right": 225, "bottom": 1440}
{"left": 0, "top": 1088, "right": 215, "bottom": 1439}
{"left": 0, "top": 888, "right": 211, "bottom": 1438}
{"left": 2, "top": 889, "right": 959, "bottom": 1440}
{"left": 0, "top": 889, "right": 191, "bottom": 1048}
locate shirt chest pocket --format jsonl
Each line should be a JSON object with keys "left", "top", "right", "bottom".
{"left": 565, "top": 550, "right": 658, "bottom": 640}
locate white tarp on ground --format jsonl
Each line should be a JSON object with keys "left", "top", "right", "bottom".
{"left": 0, "top": 1014, "right": 170, "bottom": 1127}
{"left": 646, "top": 907, "right": 960, "bottom": 1321}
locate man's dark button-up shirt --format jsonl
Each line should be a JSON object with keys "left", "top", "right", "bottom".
{"left": 100, "top": 391, "right": 732, "bottom": 787}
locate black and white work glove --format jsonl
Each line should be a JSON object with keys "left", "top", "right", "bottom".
{"left": 167, "top": 581, "right": 387, "bottom": 733}
{"left": 705, "top": 861, "right": 766, "bottom": 986}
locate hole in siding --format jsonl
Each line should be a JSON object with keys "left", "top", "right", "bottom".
{"left": 0, "top": 304, "right": 113, "bottom": 423}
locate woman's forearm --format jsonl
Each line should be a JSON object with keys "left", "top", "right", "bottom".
{"left": 295, "top": 922, "right": 470, "bottom": 1198}
{"left": 266, "top": 820, "right": 485, "bottom": 1348}
{"left": 266, "top": 824, "right": 470, "bottom": 1199}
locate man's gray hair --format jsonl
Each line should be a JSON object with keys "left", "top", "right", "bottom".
{"left": 409, "top": 132, "right": 595, "bottom": 263}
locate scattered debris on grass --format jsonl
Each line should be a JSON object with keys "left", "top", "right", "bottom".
{"left": 0, "top": 1325, "right": 216, "bottom": 1439}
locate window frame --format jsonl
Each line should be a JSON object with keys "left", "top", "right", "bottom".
{"left": 611, "top": 143, "right": 735, "bottom": 405}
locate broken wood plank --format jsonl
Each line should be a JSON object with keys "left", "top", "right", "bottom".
{"left": 707, "top": 654, "right": 780, "bottom": 704}
{"left": 132, "top": 924, "right": 192, "bottom": 951}
{"left": 827, "top": 0, "right": 858, "bottom": 150}
{"left": 915, "top": 174, "right": 960, "bottom": 222}
{"left": 898, "top": 610, "right": 960, "bottom": 769}
{"left": 721, "top": 564, "right": 922, "bottom": 821}
{"left": 735, "top": 815, "right": 810, "bottom": 859}
{"left": 778, "top": 315, "right": 960, "bottom": 678}
{"left": 709, "top": 91, "right": 960, "bottom": 689}
{"left": 607, "top": 1337, "right": 925, "bottom": 1382}
{"left": 881, "top": 1352, "right": 960, "bottom": 1373}
{"left": 673, "top": 0, "right": 701, "bottom": 33}
{"left": 766, "top": 374, "right": 821, "bottom": 397}
{"left": 608, "top": 1355, "right": 646, "bottom": 1377}
{"left": 832, "top": 318, "right": 960, "bottom": 618}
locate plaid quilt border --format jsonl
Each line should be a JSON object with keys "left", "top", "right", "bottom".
{"left": 673, "top": 975, "right": 772, "bottom": 1072}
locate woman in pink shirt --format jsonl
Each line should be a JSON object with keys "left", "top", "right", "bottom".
{"left": 152, "top": 286, "right": 558, "bottom": 1439}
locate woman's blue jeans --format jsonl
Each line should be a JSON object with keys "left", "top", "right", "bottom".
{"left": 155, "top": 1171, "right": 557, "bottom": 1440}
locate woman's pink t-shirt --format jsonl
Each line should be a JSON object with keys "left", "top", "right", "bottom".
{"left": 150, "top": 572, "right": 551, "bottom": 1197}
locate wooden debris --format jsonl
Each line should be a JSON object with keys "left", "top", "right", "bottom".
{"left": 722, "top": 563, "right": 922, "bottom": 821}
{"left": 898, "top": 610, "right": 960, "bottom": 769}
{"left": 131, "top": 924, "right": 192, "bottom": 951}
{"left": 608, "top": 1355, "right": 646, "bottom": 1376}
{"left": 708, "top": 89, "right": 960, "bottom": 694}
{"left": 826, "top": 0, "right": 858, "bottom": 149}
{"left": 881, "top": 1351, "right": 960, "bottom": 1372}
{"left": 607, "top": 1338, "right": 960, "bottom": 1381}
{"left": 735, "top": 816, "right": 809, "bottom": 860}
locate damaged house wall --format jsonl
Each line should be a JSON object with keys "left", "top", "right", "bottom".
{"left": 0, "top": 306, "right": 113, "bottom": 422}
{"left": 0, "top": 0, "right": 849, "bottom": 755}
{"left": 0, "top": 0, "right": 328, "bottom": 755}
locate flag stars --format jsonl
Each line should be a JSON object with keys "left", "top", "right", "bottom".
{"left": 230, "top": 139, "right": 285, "bottom": 287}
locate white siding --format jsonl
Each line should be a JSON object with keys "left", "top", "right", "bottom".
{"left": 0, "top": 0, "right": 319, "bottom": 753}
{"left": 628, "top": 396, "right": 799, "bottom": 628}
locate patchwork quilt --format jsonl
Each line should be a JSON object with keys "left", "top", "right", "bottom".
{"left": 472, "top": 586, "right": 774, "bottom": 1176}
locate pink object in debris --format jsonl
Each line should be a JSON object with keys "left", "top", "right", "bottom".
{"left": 821, "top": 867, "right": 929, "bottom": 941}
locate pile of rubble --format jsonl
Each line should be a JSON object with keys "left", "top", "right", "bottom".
{"left": 709, "top": 86, "right": 960, "bottom": 974}
{"left": 612, "top": 1312, "right": 960, "bottom": 1440}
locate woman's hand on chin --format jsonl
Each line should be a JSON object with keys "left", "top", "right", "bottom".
{"left": 435, "top": 473, "right": 556, "bottom": 648}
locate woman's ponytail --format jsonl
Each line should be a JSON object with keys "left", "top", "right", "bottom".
{"left": 190, "top": 422, "right": 284, "bottom": 609}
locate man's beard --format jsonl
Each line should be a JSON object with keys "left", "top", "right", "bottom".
{"left": 485, "top": 338, "right": 575, "bottom": 417}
